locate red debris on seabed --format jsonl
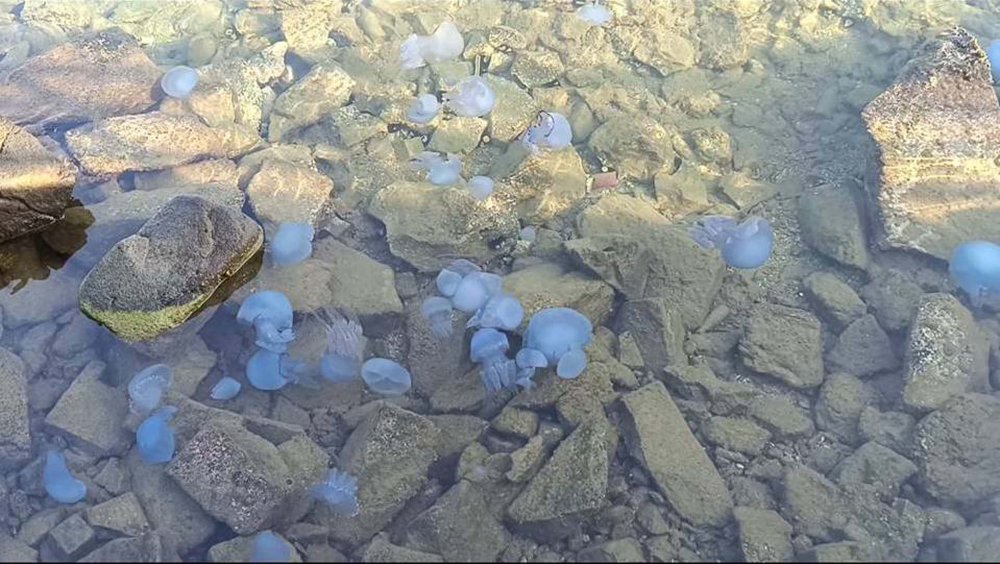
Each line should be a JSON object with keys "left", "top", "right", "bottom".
{"left": 590, "top": 171, "right": 619, "bottom": 192}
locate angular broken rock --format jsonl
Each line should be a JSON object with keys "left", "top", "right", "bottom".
{"left": 0, "top": 29, "right": 159, "bottom": 130}
{"left": 616, "top": 382, "right": 732, "bottom": 527}
{"left": 0, "top": 119, "right": 76, "bottom": 243}
{"left": 65, "top": 112, "right": 259, "bottom": 176}
{"left": 862, "top": 28, "right": 1000, "bottom": 259}
{"left": 246, "top": 157, "right": 333, "bottom": 230}
{"left": 0, "top": 347, "right": 31, "bottom": 468}
{"left": 79, "top": 195, "right": 263, "bottom": 342}
{"left": 167, "top": 420, "right": 328, "bottom": 535}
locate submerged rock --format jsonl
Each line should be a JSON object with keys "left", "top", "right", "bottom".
{"left": 740, "top": 304, "right": 824, "bottom": 389}
{"left": 368, "top": 181, "right": 517, "bottom": 272}
{"left": 0, "top": 29, "right": 160, "bottom": 129}
{"left": 79, "top": 195, "right": 263, "bottom": 342}
{"left": 0, "top": 119, "right": 77, "bottom": 243}
{"left": 65, "top": 112, "right": 258, "bottom": 176}
{"left": 245, "top": 157, "right": 334, "bottom": 230}
{"left": 862, "top": 28, "right": 1000, "bottom": 259}
{"left": 0, "top": 348, "right": 30, "bottom": 468}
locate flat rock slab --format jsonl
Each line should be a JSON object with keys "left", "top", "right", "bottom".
{"left": 502, "top": 262, "right": 614, "bottom": 331}
{"left": 913, "top": 393, "right": 1000, "bottom": 506}
{"left": 0, "top": 347, "right": 30, "bottom": 468}
{"left": 616, "top": 382, "right": 732, "bottom": 527}
{"left": 0, "top": 29, "right": 159, "bottom": 130}
{"left": 65, "top": 112, "right": 259, "bottom": 176}
{"left": 567, "top": 193, "right": 724, "bottom": 331}
{"left": 0, "top": 119, "right": 76, "bottom": 243}
{"left": 368, "top": 182, "right": 518, "bottom": 272}
{"left": 507, "top": 421, "right": 613, "bottom": 528}
{"left": 45, "top": 370, "right": 130, "bottom": 456}
{"left": 326, "top": 403, "right": 441, "bottom": 547}
{"left": 406, "top": 480, "right": 509, "bottom": 562}
{"left": 167, "top": 420, "right": 327, "bottom": 535}
{"left": 902, "top": 293, "right": 988, "bottom": 411}
{"left": 862, "top": 28, "right": 1000, "bottom": 259}
{"left": 79, "top": 195, "right": 263, "bottom": 342}
{"left": 245, "top": 157, "right": 333, "bottom": 229}
{"left": 740, "top": 304, "right": 824, "bottom": 389}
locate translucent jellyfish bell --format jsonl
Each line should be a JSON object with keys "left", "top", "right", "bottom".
{"left": 310, "top": 469, "right": 359, "bottom": 516}
{"left": 421, "top": 296, "right": 454, "bottom": 338}
{"left": 467, "top": 176, "right": 494, "bottom": 201}
{"left": 407, "top": 94, "right": 440, "bottom": 124}
{"left": 128, "top": 364, "right": 172, "bottom": 415}
{"left": 43, "top": 451, "right": 86, "bottom": 504}
{"left": 523, "top": 307, "right": 593, "bottom": 378}
{"left": 451, "top": 271, "right": 502, "bottom": 313}
{"left": 949, "top": 240, "right": 1000, "bottom": 303}
{"left": 444, "top": 76, "right": 496, "bottom": 117}
{"left": 988, "top": 40, "right": 1000, "bottom": 83}
{"left": 237, "top": 291, "right": 295, "bottom": 353}
{"left": 523, "top": 112, "right": 572, "bottom": 152}
{"left": 411, "top": 151, "right": 462, "bottom": 186}
{"left": 577, "top": 1, "right": 613, "bottom": 26}
{"left": 251, "top": 531, "right": 292, "bottom": 563}
{"left": 466, "top": 293, "right": 524, "bottom": 331}
{"left": 689, "top": 215, "right": 773, "bottom": 270}
{"left": 361, "top": 358, "right": 412, "bottom": 396}
{"left": 210, "top": 377, "right": 242, "bottom": 401}
{"left": 516, "top": 347, "right": 548, "bottom": 369}
{"left": 470, "top": 328, "right": 518, "bottom": 392}
{"left": 270, "top": 223, "right": 314, "bottom": 268}
{"left": 160, "top": 65, "right": 199, "bottom": 99}
{"left": 436, "top": 268, "right": 463, "bottom": 297}
{"left": 400, "top": 22, "right": 465, "bottom": 70}
{"left": 136, "top": 406, "right": 178, "bottom": 464}
{"left": 247, "top": 349, "right": 292, "bottom": 391}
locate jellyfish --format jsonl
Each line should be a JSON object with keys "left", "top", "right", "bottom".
{"left": 361, "top": 358, "right": 412, "bottom": 396}
{"left": 411, "top": 151, "right": 463, "bottom": 186}
{"left": 519, "top": 226, "right": 537, "bottom": 243}
{"left": 246, "top": 349, "right": 298, "bottom": 391}
{"left": 250, "top": 531, "right": 292, "bottom": 563}
{"left": 451, "top": 271, "right": 503, "bottom": 313}
{"left": 270, "top": 223, "right": 314, "bottom": 268}
{"left": 310, "top": 469, "right": 359, "bottom": 516}
{"left": 237, "top": 291, "right": 295, "bottom": 353}
{"left": 467, "top": 176, "right": 494, "bottom": 201}
{"left": 136, "top": 406, "right": 178, "bottom": 465}
{"left": 523, "top": 307, "right": 593, "bottom": 379}
{"left": 470, "top": 327, "right": 519, "bottom": 393}
{"left": 128, "top": 364, "right": 172, "bottom": 416}
{"left": 210, "top": 377, "right": 242, "bottom": 401}
{"left": 444, "top": 76, "right": 495, "bottom": 117}
{"left": 400, "top": 22, "right": 465, "bottom": 70}
{"left": 949, "top": 240, "right": 1000, "bottom": 305}
{"left": 514, "top": 347, "right": 548, "bottom": 389}
{"left": 407, "top": 94, "right": 440, "bottom": 124}
{"left": 315, "top": 309, "right": 365, "bottom": 383}
{"left": 577, "top": 1, "right": 613, "bottom": 26}
{"left": 43, "top": 451, "right": 86, "bottom": 504}
{"left": 522, "top": 111, "right": 572, "bottom": 152}
{"left": 421, "top": 296, "right": 455, "bottom": 339}
{"left": 988, "top": 40, "right": 1000, "bottom": 83}
{"left": 689, "top": 215, "right": 773, "bottom": 270}
{"left": 466, "top": 293, "right": 524, "bottom": 331}
{"left": 160, "top": 65, "right": 199, "bottom": 99}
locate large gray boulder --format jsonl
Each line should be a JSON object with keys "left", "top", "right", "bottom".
{"left": 79, "top": 195, "right": 263, "bottom": 342}
{"left": 862, "top": 28, "right": 1000, "bottom": 259}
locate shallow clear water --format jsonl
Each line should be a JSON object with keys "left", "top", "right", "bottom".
{"left": 1, "top": 0, "right": 1000, "bottom": 562}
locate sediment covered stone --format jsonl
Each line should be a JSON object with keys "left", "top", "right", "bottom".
{"left": 733, "top": 507, "right": 793, "bottom": 562}
{"left": 740, "top": 304, "right": 824, "bottom": 389}
{"left": 0, "top": 29, "right": 159, "bottom": 129}
{"left": 368, "top": 181, "right": 518, "bottom": 272}
{"left": 167, "top": 420, "right": 328, "bottom": 535}
{"left": 507, "top": 421, "right": 613, "bottom": 531}
{"left": 326, "top": 404, "right": 441, "bottom": 546}
{"left": 913, "top": 393, "right": 1000, "bottom": 506}
{"left": 568, "top": 193, "right": 724, "bottom": 330}
{"left": 406, "top": 480, "right": 509, "bottom": 562}
{"left": 245, "top": 156, "right": 333, "bottom": 230}
{"left": 0, "top": 348, "right": 30, "bottom": 468}
{"left": 503, "top": 262, "right": 614, "bottom": 330}
{"left": 46, "top": 370, "right": 130, "bottom": 456}
{"left": 0, "top": 119, "right": 76, "bottom": 243}
{"left": 902, "top": 293, "right": 988, "bottom": 411}
{"left": 862, "top": 28, "right": 1000, "bottom": 259}
{"left": 616, "top": 382, "right": 732, "bottom": 526}
{"left": 79, "top": 195, "right": 263, "bottom": 342}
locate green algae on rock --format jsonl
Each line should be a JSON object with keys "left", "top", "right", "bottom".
{"left": 79, "top": 195, "right": 263, "bottom": 342}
